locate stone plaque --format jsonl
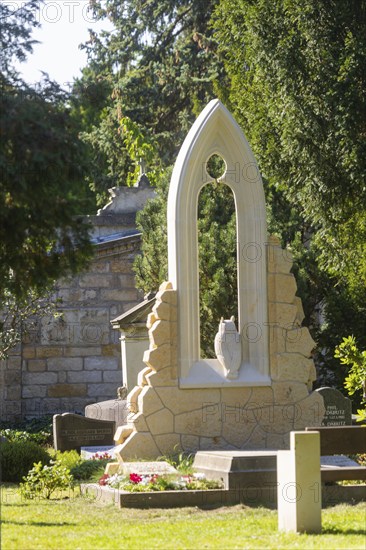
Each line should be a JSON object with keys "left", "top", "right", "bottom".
{"left": 121, "top": 461, "right": 178, "bottom": 476}
{"left": 316, "top": 387, "right": 352, "bottom": 426}
{"left": 80, "top": 446, "right": 116, "bottom": 460}
{"left": 53, "top": 413, "right": 115, "bottom": 452}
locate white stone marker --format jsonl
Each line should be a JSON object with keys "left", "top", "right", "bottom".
{"left": 277, "top": 431, "right": 322, "bottom": 533}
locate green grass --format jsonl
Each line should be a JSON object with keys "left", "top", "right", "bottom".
{"left": 1, "top": 485, "right": 365, "bottom": 549}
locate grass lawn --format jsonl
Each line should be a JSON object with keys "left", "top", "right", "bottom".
{"left": 1, "top": 485, "right": 365, "bottom": 549}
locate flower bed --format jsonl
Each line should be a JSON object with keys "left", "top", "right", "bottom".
{"left": 98, "top": 471, "right": 223, "bottom": 492}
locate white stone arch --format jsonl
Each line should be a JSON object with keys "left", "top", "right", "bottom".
{"left": 168, "top": 99, "right": 270, "bottom": 387}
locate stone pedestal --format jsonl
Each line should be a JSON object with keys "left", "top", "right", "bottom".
{"left": 277, "top": 431, "right": 321, "bottom": 533}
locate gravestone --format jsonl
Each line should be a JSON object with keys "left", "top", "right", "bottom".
{"left": 53, "top": 413, "right": 115, "bottom": 452}
{"left": 121, "top": 461, "right": 177, "bottom": 476}
{"left": 315, "top": 387, "right": 352, "bottom": 426}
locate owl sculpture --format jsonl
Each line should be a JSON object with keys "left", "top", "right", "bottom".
{"left": 214, "top": 316, "right": 242, "bottom": 379}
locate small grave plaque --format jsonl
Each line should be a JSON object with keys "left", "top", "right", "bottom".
{"left": 121, "top": 461, "right": 178, "bottom": 476}
{"left": 80, "top": 446, "right": 116, "bottom": 460}
{"left": 53, "top": 413, "right": 115, "bottom": 452}
{"left": 316, "top": 387, "right": 352, "bottom": 426}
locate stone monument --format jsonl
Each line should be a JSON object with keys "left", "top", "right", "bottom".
{"left": 111, "top": 99, "right": 325, "bottom": 461}
{"left": 315, "top": 387, "right": 352, "bottom": 426}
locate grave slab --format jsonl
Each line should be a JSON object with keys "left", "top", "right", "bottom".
{"left": 53, "top": 413, "right": 115, "bottom": 452}
{"left": 315, "top": 387, "right": 352, "bottom": 426}
{"left": 121, "top": 461, "right": 178, "bottom": 476}
{"left": 80, "top": 446, "right": 116, "bottom": 460}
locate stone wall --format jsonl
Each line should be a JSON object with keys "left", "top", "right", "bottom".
{"left": 114, "top": 237, "right": 325, "bottom": 460}
{"left": 0, "top": 181, "right": 155, "bottom": 423}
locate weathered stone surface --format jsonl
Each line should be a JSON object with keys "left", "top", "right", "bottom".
{"left": 154, "top": 433, "right": 182, "bottom": 456}
{"left": 272, "top": 354, "right": 314, "bottom": 383}
{"left": 156, "top": 387, "right": 221, "bottom": 415}
{"left": 68, "top": 370, "right": 102, "bottom": 383}
{"left": 267, "top": 242, "right": 293, "bottom": 274}
{"left": 116, "top": 431, "right": 161, "bottom": 461}
{"left": 293, "top": 296, "right": 305, "bottom": 325}
{"left": 146, "top": 312, "right": 157, "bottom": 329}
{"left": 156, "top": 289, "right": 177, "bottom": 306}
{"left": 48, "top": 384, "right": 87, "bottom": 398}
{"left": 36, "top": 347, "right": 63, "bottom": 358}
{"left": 22, "top": 385, "right": 47, "bottom": 398}
{"left": 102, "top": 370, "right": 122, "bottom": 384}
{"left": 268, "top": 273, "right": 297, "bottom": 303}
{"left": 122, "top": 460, "right": 177, "bottom": 476}
{"left": 293, "top": 391, "right": 326, "bottom": 429}
{"left": 130, "top": 412, "right": 148, "bottom": 432}
{"left": 146, "top": 408, "right": 174, "bottom": 435}
{"left": 64, "top": 346, "right": 102, "bottom": 357}
{"left": 149, "top": 320, "right": 171, "bottom": 347}
{"left": 47, "top": 357, "right": 83, "bottom": 371}
{"left": 181, "top": 434, "right": 200, "bottom": 451}
{"left": 23, "top": 372, "right": 57, "bottom": 385}
{"left": 114, "top": 424, "right": 134, "bottom": 444}
{"left": 143, "top": 344, "right": 176, "bottom": 370}
{"left": 137, "top": 386, "right": 164, "bottom": 417}
{"left": 88, "top": 383, "right": 120, "bottom": 397}
{"left": 268, "top": 326, "right": 287, "bottom": 355}
{"left": 175, "top": 408, "right": 222, "bottom": 437}
{"left": 23, "top": 347, "right": 36, "bottom": 359}
{"left": 152, "top": 300, "right": 175, "bottom": 321}
{"left": 84, "top": 357, "right": 119, "bottom": 371}
{"left": 145, "top": 366, "right": 177, "bottom": 387}
{"left": 159, "top": 281, "right": 173, "bottom": 291}
{"left": 127, "top": 386, "right": 143, "bottom": 413}
{"left": 271, "top": 381, "right": 309, "bottom": 404}
{"left": 27, "top": 360, "right": 46, "bottom": 372}
{"left": 268, "top": 303, "right": 297, "bottom": 328}
{"left": 285, "top": 327, "right": 316, "bottom": 356}
{"left": 137, "top": 366, "right": 152, "bottom": 386}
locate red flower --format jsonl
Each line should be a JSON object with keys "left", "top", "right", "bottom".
{"left": 129, "top": 473, "right": 143, "bottom": 484}
{"left": 98, "top": 474, "right": 110, "bottom": 486}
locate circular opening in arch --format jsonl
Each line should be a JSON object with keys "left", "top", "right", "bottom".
{"left": 206, "top": 154, "right": 226, "bottom": 180}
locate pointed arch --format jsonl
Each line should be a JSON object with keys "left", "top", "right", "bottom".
{"left": 167, "top": 99, "right": 270, "bottom": 387}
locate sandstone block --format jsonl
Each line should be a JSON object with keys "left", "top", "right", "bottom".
{"left": 137, "top": 386, "right": 164, "bottom": 417}
{"left": 4, "top": 371, "right": 21, "bottom": 385}
{"left": 127, "top": 386, "right": 143, "bottom": 413}
{"left": 5, "top": 386, "right": 21, "bottom": 400}
{"left": 114, "top": 424, "right": 134, "bottom": 444}
{"left": 84, "top": 357, "right": 118, "bottom": 371}
{"left": 268, "top": 273, "right": 297, "bottom": 303}
{"left": 293, "top": 391, "right": 326, "bottom": 429}
{"left": 268, "top": 326, "right": 287, "bottom": 355}
{"left": 152, "top": 300, "right": 172, "bottom": 321}
{"left": 156, "top": 289, "right": 177, "bottom": 306}
{"left": 103, "top": 370, "right": 122, "bottom": 384}
{"left": 23, "top": 347, "right": 35, "bottom": 359}
{"left": 67, "top": 370, "right": 102, "bottom": 383}
{"left": 273, "top": 354, "right": 314, "bottom": 384}
{"left": 130, "top": 412, "right": 148, "bottom": 432}
{"left": 47, "top": 357, "right": 83, "bottom": 371}
{"left": 267, "top": 243, "right": 293, "bottom": 274}
{"left": 181, "top": 434, "right": 200, "bottom": 451}
{"left": 156, "top": 387, "right": 221, "bottom": 415}
{"left": 175, "top": 407, "right": 222, "bottom": 437}
{"left": 88, "top": 383, "right": 120, "bottom": 397}
{"left": 27, "top": 360, "right": 46, "bottom": 372}
{"left": 64, "top": 346, "right": 102, "bottom": 357}
{"left": 101, "top": 344, "right": 120, "bottom": 357}
{"left": 22, "top": 385, "right": 47, "bottom": 398}
{"left": 149, "top": 320, "right": 171, "bottom": 347}
{"left": 146, "top": 312, "right": 157, "bottom": 329}
{"left": 146, "top": 366, "right": 178, "bottom": 387}
{"left": 23, "top": 372, "right": 57, "bottom": 385}
{"left": 146, "top": 408, "right": 174, "bottom": 435}
{"left": 137, "top": 366, "right": 153, "bottom": 386}
{"left": 285, "top": 327, "right": 316, "bottom": 357}
{"left": 48, "top": 384, "right": 87, "bottom": 398}
{"left": 36, "top": 347, "right": 63, "bottom": 359}
{"left": 268, "top": 303, "right": 297, "bottom": 328}
{"left": 143, "top": 344, "right": 176, "bottom": 370}
{"left": 271, "top": 381, "right": 309, "bottom": 404}
{"left": 116, "top": 431, "right": 161, "bottom": 461}
{"left": 155, "top": 433, "right": 182, "bottom": 456}
{"left": 293, "top": 296, "right": 305, "bottom": 325}
{"left": 199, "top": 436, "right": 232, "bottom": 451}
{"left": 159, "top": 281, "right": 173, "bottom": 291}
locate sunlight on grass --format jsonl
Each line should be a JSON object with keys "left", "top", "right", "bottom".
{"left": 1, "top": 486, "right": 365, "bottom": 549}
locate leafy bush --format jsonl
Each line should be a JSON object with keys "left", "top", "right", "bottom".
{"left": 0, "top": 415, "right": 53, "bottom": 446}
{"left": 70, "top": 459, "right": 108, "bottom": 481}
{"left": 49, "top": 449, "right": 83, "bottom": 471}
{"left": 335, "top": 336, "right": 366, "bottom": 421}
{"left": 19, "top": 461, "right": 73, "bottom": 499}
{"left": 0, "top": 440, "right": 51, "bottom": 482}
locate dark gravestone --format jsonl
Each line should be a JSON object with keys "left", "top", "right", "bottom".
{"left": 315, "top": 387, "right": 352, "bottom": 426}
{"left": 53, "top": 413, "right": 115, "bottom": 452}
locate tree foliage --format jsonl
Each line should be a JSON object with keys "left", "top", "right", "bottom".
{"left": 213, "top": 0, "right": 366, "bottom": 289}
{"left": 0, "top": 1, "right": 93, "bottom": 302}
{"left": 74, "top": 0, "right": 224, "bottom": 203}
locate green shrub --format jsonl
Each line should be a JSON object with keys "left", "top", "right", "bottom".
{"left": 19, "top": 461, "right": 73, "bottom": 499}
{"left": 0, "top": 440, "right": 51, "bottom": 482}
{"left": 0, "top": 415, "right": 53, "bottom": 446}
{"left": 70, "top": 459, "right": 108, "bottom": 481}
{"left": 49, "top": 449, "right": 83, "bottom": 471}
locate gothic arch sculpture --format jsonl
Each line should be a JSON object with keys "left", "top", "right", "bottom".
{"left": 167, "top": 99, "right": 270, "bottom": 387}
